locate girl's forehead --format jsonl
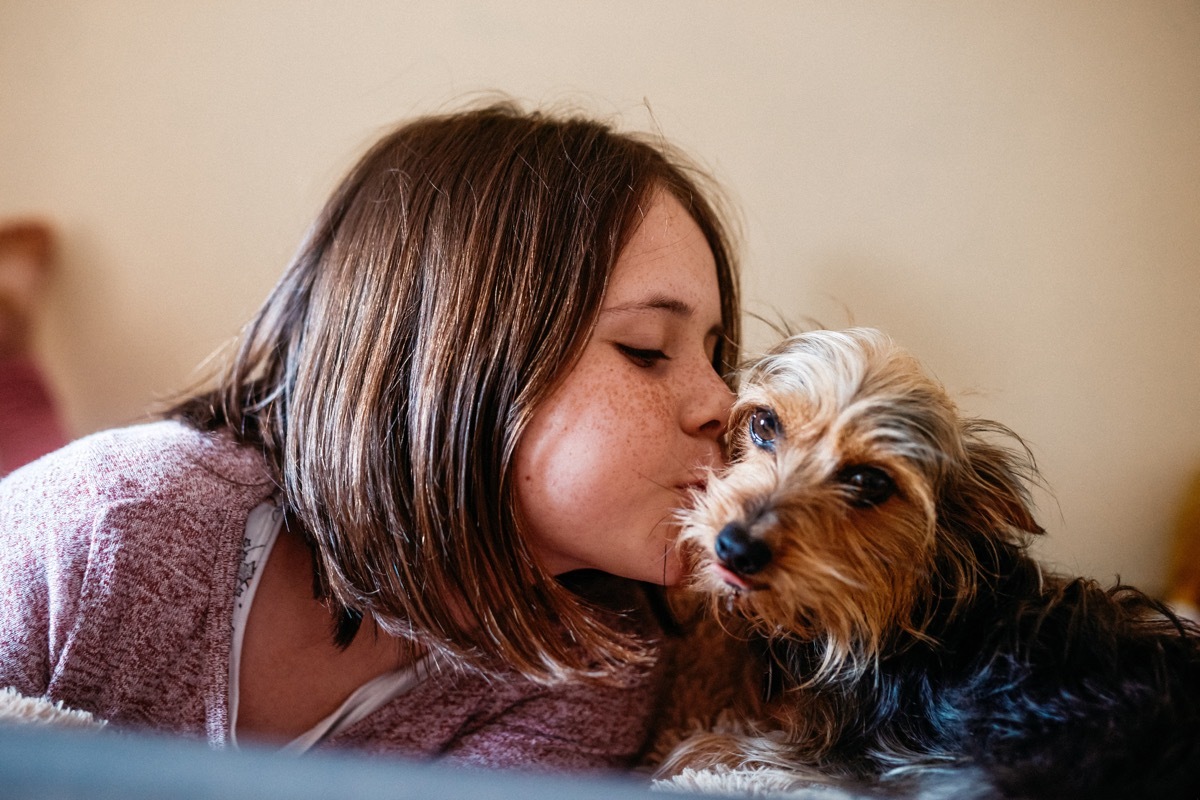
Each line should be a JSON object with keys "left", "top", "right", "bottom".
{"left": 602, "top": 193, "right": 719, "bottom": 313}
{"left": 616, "top": 194, "right": 702, "bottom": 263}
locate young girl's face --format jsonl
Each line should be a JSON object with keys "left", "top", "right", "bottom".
{"left": 515, "top": 191, "right": 732, "bottom": 585}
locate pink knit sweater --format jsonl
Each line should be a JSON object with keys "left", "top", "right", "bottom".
{"left": 0, "top": 421, "right": 666, "bottom": 772}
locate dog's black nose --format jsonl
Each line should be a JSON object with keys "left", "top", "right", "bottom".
{"left": 714, "top": 522, "right": 772, "bottom": 575}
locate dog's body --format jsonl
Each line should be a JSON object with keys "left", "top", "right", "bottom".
{"left": 657, "top": 329, "right": 1200, "bottom": 799}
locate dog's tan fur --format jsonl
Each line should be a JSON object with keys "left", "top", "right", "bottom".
{"left": 656, "top": 328, "right": 1042, "bottom": 783}
{"left": 653, "top": 328, "right": 1199, "bottom": 798}
{"left": 684, "top": 327, "right": 1038, "bottom": 666}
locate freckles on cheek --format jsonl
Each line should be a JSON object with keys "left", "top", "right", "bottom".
{"left": 598, "top": 385, "right": 669, "bottom": 468}
{"left": 520, "top": 358, "right": 676, "bottom": 498}
{"left": 622, "top": 384, "right": 672, "bottom": 445}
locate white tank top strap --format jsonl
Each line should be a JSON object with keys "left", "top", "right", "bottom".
{"left": 228, "top": 501, "right": 429, "bottom": 752}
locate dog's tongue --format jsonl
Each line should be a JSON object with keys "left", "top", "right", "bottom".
{"left": 713, "top": 563, "right": 752, "bottom": 591}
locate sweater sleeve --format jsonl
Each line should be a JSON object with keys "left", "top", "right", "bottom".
{"left": 0, "top": 420, "right": 272, "bottom": 734}
{"left": 0, "top": 450, "right": 97, "bottom": 695}
{"left": 327, "top": 575, "right": 671, "bottom": 772}
{"left": 439, "top": 576, "right": 671, "bottom": 774}
{"left": 440, "top": 660, "right": 666, "bottom": 774}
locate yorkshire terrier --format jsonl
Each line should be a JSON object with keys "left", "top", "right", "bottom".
{"left": 657, "top": 328, "right": 1200, "bottom": 800}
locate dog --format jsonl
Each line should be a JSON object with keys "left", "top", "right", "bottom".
{"left": 656, "top": 328, "right": 1200, "bottom": 800}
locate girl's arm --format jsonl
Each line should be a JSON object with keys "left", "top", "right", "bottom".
{"left": 440, "top": 577, "right": 670, "bottom": 773}
{"left": 0, "top": 456, "right": 93, "bottom": 696}
{"left": 332, "top": 577, "right": 669, "bottom": 771}
{"left": 440, "top": 668, "right": 665, "bottom": 772}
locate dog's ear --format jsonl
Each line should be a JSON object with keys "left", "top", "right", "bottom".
{"left": 944, "top": 420, "right": 1045, "bottom": 539}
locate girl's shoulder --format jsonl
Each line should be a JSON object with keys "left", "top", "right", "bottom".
{"left": 450, "top": 577, "right": 672, "bottom": 768}
{"left": 4, "top": 419, "right": 273, "bottom": 503}
{"left": 0, "top": 419, "right": 277, "bottom": 592}
{"left": 333, "top": 574, "right": 672, "bottom": 769}
{"left": 0, "top": 420, "right": 278, "bottom": 720}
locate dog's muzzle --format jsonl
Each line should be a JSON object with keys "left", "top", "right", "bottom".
{"left": 714, "top": 522, "right": 773, "bottom": 575}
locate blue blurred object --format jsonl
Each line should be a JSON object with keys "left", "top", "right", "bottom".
{"left": 0, "top": 722, "right": 675, "bottom": 800}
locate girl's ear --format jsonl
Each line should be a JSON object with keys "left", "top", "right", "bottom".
{"left": 944, "top": 420, "right": 1045, "bottom": 539}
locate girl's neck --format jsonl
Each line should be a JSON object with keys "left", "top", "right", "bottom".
{"left": 235, "top": 521, "right": 421, "bottom": 743}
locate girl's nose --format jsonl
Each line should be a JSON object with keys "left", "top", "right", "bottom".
{"left": 685, "top": 364, "right": 733, "bottom": 440}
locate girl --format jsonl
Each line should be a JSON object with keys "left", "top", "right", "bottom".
{"left": 0, "top": 103, "right": 740, "bottom": 771}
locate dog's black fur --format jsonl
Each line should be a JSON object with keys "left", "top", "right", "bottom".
{"left": 761, "top": 548, "right": 1200, "bottom": 798}
{"left": 672, "top": 330, "right": 1200, "bottom": 800}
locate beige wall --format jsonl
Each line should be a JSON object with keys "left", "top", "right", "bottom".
{"left": 2, "top": 2, "right": 1198, "bottom": 593}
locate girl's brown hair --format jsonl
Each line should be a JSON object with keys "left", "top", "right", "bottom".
{"left": 173, "top": 101, "right": 741, "bottom": 681}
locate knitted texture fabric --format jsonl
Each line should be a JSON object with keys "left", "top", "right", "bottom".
{"left": 0, "top": 420, "right": 666, "bottom": 773}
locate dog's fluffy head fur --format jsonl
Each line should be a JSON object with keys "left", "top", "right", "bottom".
{"left": 666, "top": 328, "right": 1200, "bottom": 797}
{"left": 680, "top": 328, "right": 1044, "bottom": 678}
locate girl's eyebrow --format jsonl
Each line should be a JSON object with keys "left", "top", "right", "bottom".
{"left": 600, "top": 294, "right": 726, "bottom": 340}
{"left": 601, "top": 294, "right": 694, "bottom": 317}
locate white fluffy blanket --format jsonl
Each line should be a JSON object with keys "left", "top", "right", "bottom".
{"left": 0, "top": 687, "right": 106, "bottom": 730}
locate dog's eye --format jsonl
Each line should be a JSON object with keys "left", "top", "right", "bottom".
{"left": 748, "top": 408, "right": 780, "bottom": 450}
{"left": 838, "top": 466, "right": 896, "bottom": 508}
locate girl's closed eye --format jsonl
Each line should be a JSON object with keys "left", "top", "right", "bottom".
{"left": 616, "top": 344, "right": 670, "bottom": 368}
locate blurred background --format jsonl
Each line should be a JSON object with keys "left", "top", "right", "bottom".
{"left": 1, "top": 1, "right": 1197, "bottom": 594}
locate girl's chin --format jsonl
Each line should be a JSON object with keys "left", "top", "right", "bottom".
{"left": 646, "top": 553, "right": 685, "bottom": 587}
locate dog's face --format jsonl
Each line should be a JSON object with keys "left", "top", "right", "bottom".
{"left": 679, "top": 328, "right": 1041, "bottom": 663}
